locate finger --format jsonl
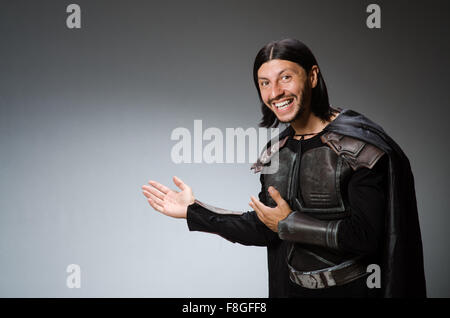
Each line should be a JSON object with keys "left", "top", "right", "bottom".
{"left": 143, "top": 190, "right": 164, "bottom": 207}
{"left": 148, "top": 180, "right": 170, "bottom": 194}
{"left": 250, "top": 202, "right": 265, "bottom": 222}
{"left": 251, "top": 195, "right": 268, "bottom": 213}
{"left": 250, "top": 198, "right": 265, "bottom": 217}
{"left": 143, "top": 186, "right": 165, "bottom": 201}
{"left": 142, "top": 185, "right": 165, "bottom": 199}
{"left": 173, "top": 176, "right": 187, "bottom": 191}
{"left": 268, "top": 186, "right": 285, "bottom": 206}
{"left": 142, "top": 189, "right": 151, "bottom": 198}
{"left": 249, "top": 201, "right": 258, "bottom": 214}
{"left": 148, "top": 198, "right": 164, "bottom": 213}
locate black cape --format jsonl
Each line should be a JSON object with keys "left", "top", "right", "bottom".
{"left": 299, "top": 108, "right": 426, "bottom": 297}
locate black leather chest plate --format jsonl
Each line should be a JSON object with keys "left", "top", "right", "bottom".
{"left": 293, "top": 146, "right": 353, "bottom": 220}
{"left": 263, "top": 145, "right": 352, "bottom": 220}
{"left": 262, "top": 146, "right": 297, "bottom": 208}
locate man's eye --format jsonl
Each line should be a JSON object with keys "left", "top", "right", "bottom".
{"left": 260, "top": 81, "right": 269, "bottom": 87}
{"left": 281, "top": 75, "right": 291, "bottom": 81}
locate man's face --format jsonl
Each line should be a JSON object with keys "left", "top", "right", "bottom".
{"left": 257, "top": 59, "right": 311, "bottom": 123}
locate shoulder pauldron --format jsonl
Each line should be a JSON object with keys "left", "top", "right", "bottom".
{"left": 320, "top": 132, "right": 385, "bottom": 171}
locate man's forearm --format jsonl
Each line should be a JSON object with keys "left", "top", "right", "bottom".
{"left": 277, "top": 211, "right": 341, "bottom": 250}
{"left": 187, "top": 200, "right": 278, "bottom": 246}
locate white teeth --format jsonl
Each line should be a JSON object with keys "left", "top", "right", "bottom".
{"left": 275, "top": 100, "right": 289, "bottom": 107}
{"left": 274, "top": 99, "right": 292, "bottom": 109}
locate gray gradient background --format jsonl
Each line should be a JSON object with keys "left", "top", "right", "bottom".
{"left": 0, "top": 0, "right": 449, "bottom": 297}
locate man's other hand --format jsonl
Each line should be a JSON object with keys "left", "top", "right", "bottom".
{"left": 249, "top": 186, "right": 292, "bottom": 232}
{"left": 142, "top": 176, "right": 195, "bottom": 219}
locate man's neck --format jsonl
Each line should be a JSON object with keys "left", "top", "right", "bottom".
{"left": 290, "top": 109, "right": 336, "bottom": 140}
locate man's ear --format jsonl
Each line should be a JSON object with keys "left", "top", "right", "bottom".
{"left": 309, "top": 65, "right": 319, "bottom": 88}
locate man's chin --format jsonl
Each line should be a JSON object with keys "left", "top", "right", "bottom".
{"left": 277, "top": 118, "right": 293, "bottom": 124}
{"left": 275, "top": 106, "right": 304, "bottom": 123}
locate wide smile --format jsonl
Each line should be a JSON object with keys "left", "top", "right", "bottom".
{"left": 272, "top": 98, "right": 294, "bottom": 112}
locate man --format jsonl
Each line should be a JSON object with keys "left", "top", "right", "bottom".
{"left": 142, "top": 39, "right": 426, "bottom": 298}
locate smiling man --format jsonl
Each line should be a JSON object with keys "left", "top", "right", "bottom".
{"left": 142, "top": 39, "right": 426, "bottom": 298}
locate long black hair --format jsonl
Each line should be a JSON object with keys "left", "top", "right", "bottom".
{"left": 253, "top": 39, "right": 333, "bottom": 128}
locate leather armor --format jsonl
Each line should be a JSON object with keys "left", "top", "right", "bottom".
{"left": 252, "top": 131, "right": 385, "bottom": 288}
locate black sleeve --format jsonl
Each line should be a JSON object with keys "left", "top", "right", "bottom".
{"left": 336, "top": 155, "right": 388, "bottom": 255}
{"left": 186, "top": 174, "right": 278, "bottom": 246}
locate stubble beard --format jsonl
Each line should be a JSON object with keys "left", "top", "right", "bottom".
{"left": 278, "top": 86, "right": 309, "bottom": 124}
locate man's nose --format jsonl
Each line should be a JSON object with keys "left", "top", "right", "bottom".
{"left": 270, "top": 83, "right": 284, "bottom": 100}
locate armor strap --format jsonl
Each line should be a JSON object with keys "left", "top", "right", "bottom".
{"left": 250, "top": 135, "right": 290, "bottom": 173}
{"left": 278, "top": 211, "right": 342, "bottom": 250}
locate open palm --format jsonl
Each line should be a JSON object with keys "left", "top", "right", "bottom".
{"left": 142, "top": 176, "right": 194, "bottom": 219}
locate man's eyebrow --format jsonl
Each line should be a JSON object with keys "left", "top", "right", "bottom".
{"left": 258, "top": 68, "right": 298, "bottom": 80}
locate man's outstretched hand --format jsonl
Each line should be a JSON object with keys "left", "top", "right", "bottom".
{"left": 250, "top": 186, "right": 292, "bottom": 232}
{"left": 142, "top": 176, "right": 195, "bottom": 219}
